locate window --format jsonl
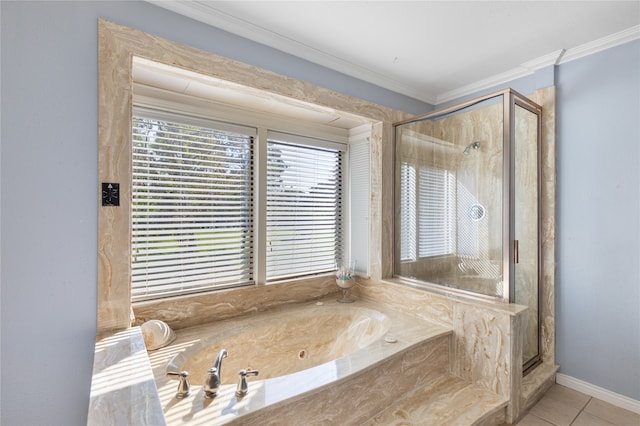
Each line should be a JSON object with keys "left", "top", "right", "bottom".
{"left": 418, "top": 166, "right": 456, "bottom": 257}
{"left": 131, "top": 110, "right": 255, "bottom": 301}
{"left": 266, "top": 133, "right": 344, "bottom": 281}
{"left": 399, "top": 162, "right": 456, "bottom": 261}
{"left": 131, "top": 110, "right": 347, "bottom": 300}
{"left": 399, "top": 162, "right": 417, "bottom": 261}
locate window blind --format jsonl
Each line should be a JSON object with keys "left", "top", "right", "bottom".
{"left": 349, "top": 140, "right": 370, "bottom": 274}
{"left": 418, "top": 166, "right": 456, "bottom": 257}
{"left": 399, "top": 162, "right": 417, "bottom": 261}
{"left": 131, "top": 113, "right": 254, "bottom": 301}
{"left": 399, "top": 163, "right": 456, "bottom": 261}
{"left": 266, "top": 138, "right": 344, "bottom": 281}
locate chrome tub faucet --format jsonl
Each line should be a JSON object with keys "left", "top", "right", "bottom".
{"left": 204, "top": 349, "right": 228, "bottom": 398}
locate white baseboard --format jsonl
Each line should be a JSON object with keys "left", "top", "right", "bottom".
{"left": 556, "top": 373, "right": 640, "bottom": 414}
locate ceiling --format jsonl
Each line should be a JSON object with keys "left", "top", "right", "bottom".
{"left": 149, "top": 1, "right": 640, "bottom": 105}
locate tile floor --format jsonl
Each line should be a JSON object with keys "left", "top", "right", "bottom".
{"left": 510, "top": 384, "right": 639, "bottom": 426}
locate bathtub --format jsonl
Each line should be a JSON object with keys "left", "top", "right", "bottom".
{"left": 148, "top": 297, "right": 451, "bottom": 425}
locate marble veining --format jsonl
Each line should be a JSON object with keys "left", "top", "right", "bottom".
{"left": 168, "top": 302, "right": 391, "bottom": 384}
{"left": 451, "top": 303, "right": 512, "bottom": 396}
{"left": 363, "top": 374, "right": 508, "bottom": 426}
{"left": 133, "top": 275, "right": 340, "bottom": 331}
{"left": 355, "top": 277, "right": 527, "bottom": 423}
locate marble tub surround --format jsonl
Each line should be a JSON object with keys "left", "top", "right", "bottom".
{"left": 133, "top": 274, "right": 340, "bottom": 331}
{"left": 359, "top": 277, "right": 559, "bottom": 423}
{"left": 168, "top": 301, "right": 390, "bottom": 384}
{"left": 363, "top": 374, "right": 508, "bottom": 426}
{"left": 353, "top": 277, "right": 540, "bottom": 424}
{"left": 88, "top": 327, "right": 165, "bottom": 425}
{"left": 235, "top": 337, "right": 496, "bottom": 426}
{"left": 148, "top": 297, "right": 452, "bottom": 425}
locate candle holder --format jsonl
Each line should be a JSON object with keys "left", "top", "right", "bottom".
{"left": 336, "top": 276, "right": 355, "bottom": 303}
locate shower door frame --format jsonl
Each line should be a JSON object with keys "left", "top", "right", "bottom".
{"left": 392, "top": 88, "right": 543, "bottom": 373}
{"left": 508, "top": 90, "right": 543, "bottom": 374}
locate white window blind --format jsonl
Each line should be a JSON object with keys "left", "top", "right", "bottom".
{"left": 131, "top": 111, "right": 254, "bottom": 301}
{"left": 418, "top": 166, "right": 456, "bottom": 257}
{"left": 349, "top": 140, "right": 370, "bottom": 275}
{"left": 399, "top": 162, "right": 417, "bottom": 261}
{"left": 266, "top": 136, "right": 344, "bottom": 281}
{"left": 399, "top": 163, "right": 456, "bottom": 261}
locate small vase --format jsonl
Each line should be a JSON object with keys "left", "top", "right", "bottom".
{"left": 336, "top": 277, "right": 355, "bottom": 303}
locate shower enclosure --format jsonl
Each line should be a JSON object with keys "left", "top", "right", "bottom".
{"left": 394, "top": 89, "right": 542, "bottom": 372}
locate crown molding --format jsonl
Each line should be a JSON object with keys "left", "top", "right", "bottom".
{"left": 559, "top": 24, "right": 640, "bottom": 64}
{"left": 437, "top": 25, "right": 639, "bottom": 104}
{"left": 147, "top": 0, "right": 438, "bottom": 104}
{"left": 435, "top": 49, "right": 566, "bottom": 104}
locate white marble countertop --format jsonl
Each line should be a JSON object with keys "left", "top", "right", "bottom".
{"left": 88, "top": 327, "right": 166, "bottom": 426}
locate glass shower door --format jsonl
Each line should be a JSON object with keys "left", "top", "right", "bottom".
{"left": 394, "top": 95, "right": 505, "bottom": 298}
{"left": 394, "top": 89, "right": 543, "bottom": 373}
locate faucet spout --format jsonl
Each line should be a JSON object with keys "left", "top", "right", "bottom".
{"left": 214, "top": 349, "right": 228, "bottom": 378}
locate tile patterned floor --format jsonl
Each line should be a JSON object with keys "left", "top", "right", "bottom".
{"left": 511, "top": 384, "right": 640, "bottom": 426}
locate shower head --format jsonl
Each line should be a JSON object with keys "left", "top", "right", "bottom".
{"left": 463, "top": 141, "right": 481, "bottom": 155}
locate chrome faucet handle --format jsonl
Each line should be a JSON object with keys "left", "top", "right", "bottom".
{"left": 203, "top": 367, "right": 221, "bottom": 399}
{"left": 166, "top": 371, "right": 190, "bottom": 399}
{"left": 235, "top": 369, "right": 259, "bottom": 398}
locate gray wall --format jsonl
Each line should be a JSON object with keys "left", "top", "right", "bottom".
{"left": 1, "top": 1, "right": 638, "bottom": 425}
{"left": 556, "top": 40, "right": 640, "bottom": 400}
